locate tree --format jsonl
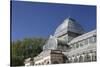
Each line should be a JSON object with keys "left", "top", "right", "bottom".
{"left": 11, "top": 37, "right": 46, "bottom": 66}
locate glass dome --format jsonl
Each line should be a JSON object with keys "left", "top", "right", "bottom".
{"left": 43, "top": 35, "right": 57, "bottom": 50}
{"left": 54, "top": 18, "right": 85, "bottom": 37}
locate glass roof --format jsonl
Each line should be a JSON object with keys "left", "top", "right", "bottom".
{"left": 54, "top": 18, "right": 85, "bottom": 37}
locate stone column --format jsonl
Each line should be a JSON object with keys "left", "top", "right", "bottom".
{"left": 77, "top": 56, "right": 79, "bottom": 62}
{"left": 82, "top": 54, "right": 85, "bottom": 62}
{"left": 72, "top": 57, "right": 75, "bottom": 63}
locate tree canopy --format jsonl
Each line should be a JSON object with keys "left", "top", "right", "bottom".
{"left": 11, "top": 37, "right": 46, "bottom": 66}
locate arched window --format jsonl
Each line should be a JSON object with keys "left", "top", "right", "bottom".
{"left": 47, "top": 61, "right": 49, "bottom": 64}
{"left": 79, "top": 55, "right": 83, "bottom": 62}
{"left": 68, "top": 58, "right": 73, "bottom": 63}
{"left": 84, "top": 54, "right": 91, "bottom": 62}
{"left": 74, "top": 57, "right": 78, "bottom": 62}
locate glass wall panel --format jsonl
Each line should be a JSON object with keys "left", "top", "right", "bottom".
{"left": 76, "top": 43, "right": 79, "bottom": 48}
{"left": 58, "top": 45, "right": 63, "bottom": 50}
{"left": 73, "top": 44, "right": 76, "bottom": 49}
{"left": 89, "top": 37, "right": 94, "bottom": 44}
{"left": 79, "top": 41, "right": 84, "bottom": 47}
{"left": 84, "top": 39, "right": 88, "bottom": 45}
{"left": 44, "top": 38, "right": 57, "bottom": 49}
{"left": 71, "top": 44, "right": 74, "bottom": 49}
{"left": 93, "top": 36, "right": 96, "bottom": 43}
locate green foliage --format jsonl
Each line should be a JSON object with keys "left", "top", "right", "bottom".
{"left": 11, "top": 37, "right": 46, "bottom": 66}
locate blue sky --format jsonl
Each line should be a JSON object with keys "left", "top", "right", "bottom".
{"left": 11, "top": 1, "right": 96, "bottom": 41}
